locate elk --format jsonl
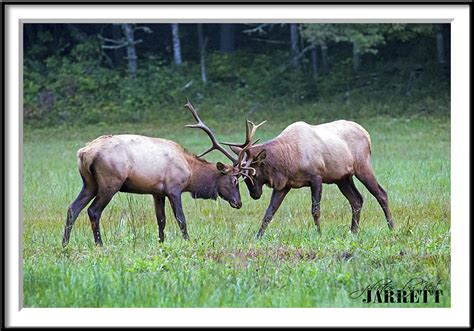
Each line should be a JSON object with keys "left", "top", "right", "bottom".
{"left": 62, "top": 99, "right": 243, "bottom": 246}
{"left": 226, "top": 119, "right": 394, "bottom": 237}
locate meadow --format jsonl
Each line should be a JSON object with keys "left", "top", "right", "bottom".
{"left": 22, "top": 108, "right": 450, "bottom": 307}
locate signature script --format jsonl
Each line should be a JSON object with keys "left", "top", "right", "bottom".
{"left": 350, "top": 278, "right": 443, "bottom": 304}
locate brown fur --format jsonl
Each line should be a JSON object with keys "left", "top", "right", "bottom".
{"left": 62, "top": 134, "right": 241, "bottom": 246}
{"left": 235, "top": 120, "right": 393, "bottom": 236}
{"left": 184, "top": 156, "right": 221, "bottom": 199}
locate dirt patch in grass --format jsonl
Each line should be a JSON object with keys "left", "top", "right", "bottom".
{"left": 204, "top": 247, "right": 320, "bottom": 264}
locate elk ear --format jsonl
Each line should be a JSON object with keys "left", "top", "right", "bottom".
{"left": 229, "top": 145, "right": 242, "bottom": 155}
{"left": 252, "top": 149, "right": 267, "bottom": 165}
{"left": 216, "top": 162, "right": 232, "bottom": 175}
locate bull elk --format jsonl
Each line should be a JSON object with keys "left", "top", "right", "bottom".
{"left": 62, "top": 99, "right": 244, "bottom": 246}
{"left": 226, "top": 119, "right": 394, "bottom": 237}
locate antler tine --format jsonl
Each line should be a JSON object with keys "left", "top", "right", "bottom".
{"left": 240, "top": 119, "right": 266, "bottom": 155}
{"left": 221, "top": 119, "right": 250, "bottom": 148}
{"left": 183, "top": 99, "right": 236, "bottom": 163}
{"left": 239, "top": 170, "right": 255, "bottom": 185}
{"left": 221, "top": 119, "right": 265, "bottom": 148}
{"left": 249, "top": 120, "right": 267, "bottom": 134}
{"left": 184, "top": 98, "right": 200, "bottom": 123}
{"left": 221, "top": 138, "right": 261, "bottom": 148}
{"left": 239, "top": 166, "right": 257, "bottom": 176}
{"left": 236, "top": 119, "right": 266, "bottom": 178}
{"left": 220, "top": 118, "right": 266, "bottom": 183}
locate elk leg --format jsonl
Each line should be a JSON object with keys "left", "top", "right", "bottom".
{"left": 168, "top": 192, "right": 189, "bottom": 240}
{"left": 62, "top": 177, "right": 97, "bottom": 246}
{"left": 257, "top": 187, "right": 290, "bottom": 238}
{"left": 336, "top": 177, "right": 364, "bottom": 233}
{"left": 153, "top": 195, "right": 166, "bottom": 243}
{"left": 87, "top": 189, "right": 117, "bottom": 246}
{"left": 356, "top": 171, "right": 394, "bottom": 230}
{"left": 310, "top": 176, "right": 323, "bottom": 232}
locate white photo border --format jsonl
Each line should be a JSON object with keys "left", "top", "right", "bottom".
{"left": 5, "top": 4, "right": 470, "bottom": 327}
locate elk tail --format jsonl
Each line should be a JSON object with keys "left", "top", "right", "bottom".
{"left": 76, "top": 147, "right": 97, "bottom": 189}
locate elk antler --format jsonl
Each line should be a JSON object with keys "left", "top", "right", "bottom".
{"left": 184, "top": 98, "right": 237, "bottom": 163}
{"left": 222, "top": 118, "right": 266, "bottom": 183}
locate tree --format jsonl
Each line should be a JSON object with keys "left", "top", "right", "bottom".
{"left": 99, "top": 24, "right": 152, "bottom": 79}
{"left": 220, "top": 24, "right": 235, "bottom": 53}
{"left": 171, "top": 23, "right": 182, "bottom": 66}
{"left": 311, "top": 47, "right": 318, "bottom": 80}
{"left": 290, "top": 24, "right": 301, "bottom": 70}
{"left": 122, "top": 24, "right": 138, "bottom": 78}
{"left": 300, "top": 24, "right": 338, "bottom": 74}
{"left": 436, "top": 26, "right": 445, "bottom": 64}
{"left": 321, "top": 43, "right": 329, "bottom": 73}
{"left": 301, "top": 23, "right": 436, "bottom": 71}
{"left": 341, "top": 25, "right": 386, "bottom": 71}
{"left": 197, "top": 24, "right": 207, "bottom": 84}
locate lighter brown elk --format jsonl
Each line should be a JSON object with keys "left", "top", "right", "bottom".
{"left": 62, "top": 99, "right": 245, "bottom": 246}
{"left": 227, "top": 119, "right": 394, "bottom": 237}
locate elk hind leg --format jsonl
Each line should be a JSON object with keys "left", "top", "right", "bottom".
{"left": 356, "top": 167, "right": 394, "bottom": 230}
{"left": 62, "top": 175, "right": 97, "bottom": 246}
{"left": 336, "top": 176, "right": 364, "bottom": 233}
{"left": 87, "top": 185, "right": 120, "bottom": 246}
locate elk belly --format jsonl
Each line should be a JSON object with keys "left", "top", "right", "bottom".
{"left": 115, "top": 135, "right": 190, "bottom": 194}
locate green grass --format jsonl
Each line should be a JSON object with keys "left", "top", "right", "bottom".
{"left": 23, "top": 113, "right": 450, "bottom": 307}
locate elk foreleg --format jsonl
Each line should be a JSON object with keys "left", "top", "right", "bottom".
{"left": 168, "top": 192, "right": 189, "bottom": 240}
{"left": 310, "top": 176, "right": 323, "bottom": 232}
{"left": 257, "top": 187, "right": 290, "bottom": 238}
{"left": 153, "top": 195, "right": 167, "bottom": 243}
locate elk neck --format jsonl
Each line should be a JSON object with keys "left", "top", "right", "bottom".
{"left": 252, "top": 140, "right": 298, "bottom": 190}
{"left": 184, "top": 156, "right": 220, "bottom": 200}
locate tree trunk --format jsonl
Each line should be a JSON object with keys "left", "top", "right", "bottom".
{"left": 311, "top": 47, "right": 318, "bottom": 80}
{"left": 122, "top": 24, "right": 137, "bottom": 79}
{"left": 197, "top": 24, "right": 207, "bottom": 84}
{"left": 352, "top": 43, "right": 360, "bottom": 71}
{"left": 171, "top": 23, "right": 182, "bottom": 66}
{"left": 290, "top": 23, "right": 301, "bottom": 70}
{"left": 436, "top": 31, "right": 445, "bottom": 64}
{"left": 219, "top": 24, "right": 235, "bottom": 53}
{"left": 321, "top": 42, "right": 329, "bottom": 73}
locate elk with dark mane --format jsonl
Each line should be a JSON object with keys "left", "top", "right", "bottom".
{"left": 62, "top": 99, "right": 244, "bottom": 246}
{"left": 226, "top": 119, "right": 394, "bottom": 237}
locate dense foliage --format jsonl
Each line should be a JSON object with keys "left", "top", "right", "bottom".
{"left": 23, "top": 23, "right": 450, "bottom": 127}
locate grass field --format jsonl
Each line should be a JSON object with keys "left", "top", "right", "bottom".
{"left": 23, "top": 113, "right": 450, "bottom": 307}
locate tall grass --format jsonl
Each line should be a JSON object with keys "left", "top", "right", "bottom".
{"left": 23, "top": 113, "right": 450, "bottom": 307}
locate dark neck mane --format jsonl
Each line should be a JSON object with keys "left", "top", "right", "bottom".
{"left": 184, "top": 155, "right": 220, "bottom": 200}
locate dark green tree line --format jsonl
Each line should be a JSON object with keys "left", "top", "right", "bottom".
{"left": 23, "top": 23, "right": 450, "bottom": 126}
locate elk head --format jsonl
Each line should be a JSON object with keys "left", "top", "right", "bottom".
{"left": 222, "top": 119, "right": 267, "bottom": 200}
{"left": 184, "top": 98, "right": 242, "bottom": 208}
